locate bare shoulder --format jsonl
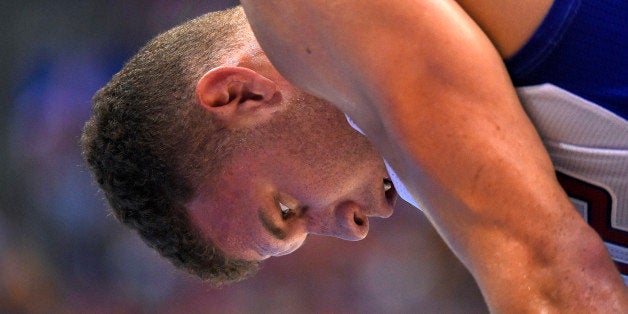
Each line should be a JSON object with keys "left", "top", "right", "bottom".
{"left": 455, "top": 0, "right": 554, "bottom": 57}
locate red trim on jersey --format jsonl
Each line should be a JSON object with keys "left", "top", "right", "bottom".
{"left": 556, "top": 171, "right": 628, "bottom": 274}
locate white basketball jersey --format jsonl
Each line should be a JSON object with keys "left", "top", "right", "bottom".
{"left": 517, "top": 84, "right": 628, "bottom": 278}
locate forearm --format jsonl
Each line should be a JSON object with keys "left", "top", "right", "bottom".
{"left": 240, "top": 0, "right": 628, "bottom": 311}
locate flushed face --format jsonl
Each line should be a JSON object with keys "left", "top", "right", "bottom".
{"left": 188, "top": 91, "right": 397, "bottom": 261}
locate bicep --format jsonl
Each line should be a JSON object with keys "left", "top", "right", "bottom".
{"left": 240, "top": 0, "right": 504, "bottom": 111}
{"left": 241, "top": 0, "right": 528, "bottom": 135}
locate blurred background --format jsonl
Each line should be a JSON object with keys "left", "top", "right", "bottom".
{"left": 0, "top": 0, "right": 487, "bottom": 313}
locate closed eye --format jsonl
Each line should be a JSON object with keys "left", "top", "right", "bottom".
{"left": 258, "top": 209, "right": 287, "bottom": 240}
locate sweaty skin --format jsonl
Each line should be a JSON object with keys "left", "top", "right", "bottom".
{"left": 239, "top": 0, "right": 628, "bottom": 312}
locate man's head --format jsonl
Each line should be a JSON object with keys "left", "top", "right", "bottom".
{"left": 81, "top": 6, "right": 396, "bottom": 285}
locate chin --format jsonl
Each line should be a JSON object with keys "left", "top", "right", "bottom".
{"left": 273, "top": 238, "right": 306, "bottom": 257}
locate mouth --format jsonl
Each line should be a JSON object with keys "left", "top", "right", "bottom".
{"left": 383, "top": 178, "right": 398, "bottom": 208}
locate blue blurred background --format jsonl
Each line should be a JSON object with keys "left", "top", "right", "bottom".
{"left": 0, "top": 1, "right": 487, "bottom": 312}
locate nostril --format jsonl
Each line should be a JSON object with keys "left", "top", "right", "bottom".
{"left": 353, "top": 214, "right": 364, "bottom": 226}
{"left": 333, "top": 201, "right": 369, "bottom": 240}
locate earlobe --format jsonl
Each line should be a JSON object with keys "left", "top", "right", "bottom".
{"left": 196, "top": 66, "right": 280, "bottom": 127}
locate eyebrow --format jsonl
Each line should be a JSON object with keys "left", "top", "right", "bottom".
{"left": 258, "top": 209, "right": 287, "bottom": 240}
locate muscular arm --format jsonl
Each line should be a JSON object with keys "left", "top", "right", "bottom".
{"left": 240, "top": 0, "right": 628, "bottom": 311}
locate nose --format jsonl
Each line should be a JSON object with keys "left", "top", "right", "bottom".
{"left": 308, "top": 201, "right": 369, "bottom": 241}
{"left": 332, "top": 201, "right": 370, "bottom": 241}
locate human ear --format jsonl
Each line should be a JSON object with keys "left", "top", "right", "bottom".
{"left": 196, "top": 66, "right": 280, "bottom": 128}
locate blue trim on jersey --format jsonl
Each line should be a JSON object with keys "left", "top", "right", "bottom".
{"left": 505, "top": 0, "right": 627, "bottom": 120}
